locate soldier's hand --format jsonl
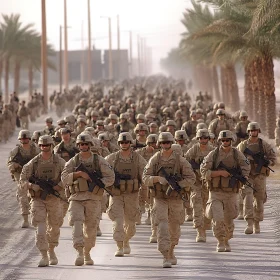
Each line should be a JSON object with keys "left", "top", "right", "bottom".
{"left": 31, "top": 184, "right": 41, "bottom": 192}
{"left": 79, "top": 171, "right": 92, "bottom": 182}
{"left": 53, "top": 185, "right": 62, "bottom": 191}
{"left": 158, "top": 176, "right": 168, "bottom": 185}
{"left": 220, "top": 170, "right": 230, "bottom": 177}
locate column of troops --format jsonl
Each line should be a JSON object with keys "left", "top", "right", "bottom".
{"left": 6, "top": 76, "right": 277, "bottom": 268}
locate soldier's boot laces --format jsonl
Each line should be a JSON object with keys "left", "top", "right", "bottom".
{"left": 84, "top": 248, "right": 94, "bottom": 265}
{"left": 216, "top": 238, "right": 226, "bottom": 252}
{"left": 38, "top": 250, "right": 49, "bottom": 267}
{"left": 96, "top": 225, "right": 102, "bottom": 236}
{"left": 21, "top": 214, "right": 29, "bottom": 228}
{"left": 225, "top": 240, "right": 231, "bottom": 252}
{"left": 254, "top": 221, "right": 260, "bottom": 234}
{"left": 196, "top": 227, "right": 206, "bottom": 242}
{"left": 244, "top": 219, "right": 253, "bottom": 234}
{"left": 123, "top": 241, "right": 131, "bottom": 254}
{"left": 115, "top": 241, "right": 124, "bottom": 257}
{"left": 169, "top": 245, "right": 177, "bottom": 265}
{"left": 162, "top": 251, "right": 172, "bottom": 268}
{"left": 48, "top": 247, "right": 58, "bottom": 265}
{"left": 75, "top": 247, "right": 84, "bottom": 266}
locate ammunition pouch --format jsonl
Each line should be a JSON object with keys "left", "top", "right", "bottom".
{"left": 207, "top": 176, "right": 239, "bottom": 193}
{"left": 112, "top": 179, "right": 139, "bottom": 195}
{"left": 68, "top": 178, "right": 104, "bottom": 196}
{"left": 150, "top": 183, "right": 186, "bottom": 199}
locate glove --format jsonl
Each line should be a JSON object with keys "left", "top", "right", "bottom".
{"left": 158, "top": 177, "right": 168, "bottom": 185}
{"left": 31, "top": 184, "right": 41, "bottom": 192}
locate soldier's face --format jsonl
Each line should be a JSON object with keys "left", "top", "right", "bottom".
{"left": 220, "top": 138, "right": 231, "bottom": 147}
{"left": 62, "top": 133, "right": 70, "bottom": 142}
{"left": 120, "top": 141, "right": 130, "bottom": 151}
{"left": 20, "top": 138, "right": 30, "bottom": 145}
{"left": 40, "top": 144, "right": 52, "bottom": 152}
{"left": 160, "top": 141, "right": 172, "bottom": 150}
{"left": 176, "top": 139, "right": 185, "bottom": 146}
{"left": 79, "top": 142, "right": 90, "bottom": 152}
{"left": 199, "top": 137, "right": 209, "bottom": 145}
{"left": 249, "top": 129, "right": 259, "bottom": 137}
{"left": 138, "top": 130, "right": 146, "bottom": 136}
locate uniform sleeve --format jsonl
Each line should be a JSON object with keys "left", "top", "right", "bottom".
{"left": 57, "top": 157, "right": 66, "bottom": 188}
{"left": 104, "top": 153, "right": 116, "bottom": 167}
{"left": 263, "top": 141, "right": 276, "bottom": 166}
{"left": 184, "top": 146, "right": 195, "bottom": 161}
{"left": 137, "top": 154, "right": 147, "bottom": 183}
{"left": 179, "top": 156, "right": 196, "bottom": 188}
{"left": 19, "top": 160, "right": 34, "bottom": 191}
{"left": 142, "top": 155, "right": 157, "bottom": 187}
{"left": 61, "top": 158, "right": 76, "bottom": 186}
{"left": 237, "top": 150, "right": 251, "bottom": 177}
{"left": 200, "top": 151, "right": 214, "bottom": 181}
{"left": 99, "top": 156, "right": 115, "bottom": 187}
{"left": 7, "top": 147, "right": 19, "bottom": 171}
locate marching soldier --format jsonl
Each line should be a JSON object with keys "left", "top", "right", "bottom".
{"left": 237, "top": 122, "right": 276, "bottom": 234}
{"left": 200, "top": 130, "right": 250, "bottom": 252}
{"left": 7, "top": 130, "right": 40, "bottom": 227}
{"left": 19, "top": 135, "right": 66, "bottom": 266}
{"left": 143, "top": 132, "right": 196, "bottom": 268}
{"left": 61, "top": 133, "right": 115, "bottom": 266}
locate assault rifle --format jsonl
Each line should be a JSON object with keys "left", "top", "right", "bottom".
{"left": 236, "top": 131, "right": 248, "bottom": 139}
{"left": 29, "top": 175, "right": 69, "bottom": 203}
{"left": 76, "top": 163, "right": 113, "bottom": 196}
{"left": 114, "top": 171, "right": 131, "bottom": 189}
{"left": 158, "top": 166, "right": 187, "bottom": 202}
{"left": 217, "top": 161, "right": 257, "bottom": 192}
{"left": 244, "top": 147, "right": 274, "bottom": 173}
{"left": 189, "top": 159, "right": 201, "bottom": 170}
{"left": 11, "top": 150, "right": 30, "bottom": 167}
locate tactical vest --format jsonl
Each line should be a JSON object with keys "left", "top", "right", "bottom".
{"left": 111, "top": 151, "right": 140, "bottom": 195}
{"left": 70, "top": 153, "right": 104, "bottom": 196}
{"left": 151, "top": 152, "right": 185, "bottom": 199}
{"left": 56, "top": 141, "right": 77, "bottom": 162}
{"left": 208, "top": 147, "right": 240, "bottom": 192}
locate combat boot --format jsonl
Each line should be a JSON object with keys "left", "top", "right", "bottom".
{"left": 216, "top": 238, "right": 226, "bottom": 252}
{"left": 75, "top": 247, "right": 84, "bottom": 266}
{"left": 253, "top": 221, "right": 260, "bottom": 234}
{"left": 145, "top": 211, "right": 151, "bottom": 225}
{"left": 162, "top": 251, "right": 172, "bottom": 268}
{"left": 38, "top": 250, "right": 49, "bottom": 267}
{"left": 169, "top": 245, "right": 177, "bottom": 265}
{"left": 21, "top": 214, "right": 29, "bottom": 228}
{"left": 225, "top": 240, "right": 231, "bottom": 252}
{"left": 48, "top": 246, "right": 58, "bottom": 265}
{"left": 237, "top": 204, "right": 244, "bottom": 220}
{"left": 185, "top": 213, "right": 193, "bottom": 222}
{"left": 244, "top": 219, "right": 253, "bottom": 234}
{"left": 196, "top": 227, "right": 206, "bottom": 242}
{"left": 123, "top": 240, "right": 131, "bottom": 254}
{"left": 97, "top": 225, "right": 102, "bottom": 236}
{"left": 115, "top": 241, "right": 124, "bottom": 257}
{"left": 84, "top": 248, "right": 94, "bottom": 265}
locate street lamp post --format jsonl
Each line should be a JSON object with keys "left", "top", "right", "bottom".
{"left": 59, "top": 25, "right": 62, "bottom": 93}
{"left": 64, "top": 0, "right": 69, "bottom": 92}
{"left": 87, "top": 0, "right": 92, "bottom": 85}
{"left": 41, "top": 0, "right": 48, "bottom": 112}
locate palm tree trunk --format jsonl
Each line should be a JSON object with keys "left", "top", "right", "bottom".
{"left": 0, "top": 60, "right": 3, "bottom": 92}
{"left": 212, "top": 65, "right": 221, "bottom": 102}
{"left": 220, "top": 66, "right": 228, "bottom": 103}
{"left": 226, "top": 64, "right": 239, "bottom": 112}
{"left": 28, "top": 64, "right": 33, "bottom": 100}
{"left": 244, "top": 63, "right": 253, "bottom": 118}
{"left": 250, "top": 59, "right": 260, "bottom": 122}
{"left": 4, "top": 58, "right": 10, "bottom": 103}
{"left": 262, "top": 52, "right": 276, "bottom": 139}
{"left": 14, "top": 61, "right": 21, "bottom": 94}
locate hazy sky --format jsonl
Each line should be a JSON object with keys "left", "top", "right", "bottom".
{"left": 1, "top": 0, "right": 192, "bottom": 72}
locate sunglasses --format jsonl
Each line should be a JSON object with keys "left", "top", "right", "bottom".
{"left": 199, "top": 137, "right": 209, "bottom": 140}
{"left": 120, "top": 141, "right": 130, "bottom": 144}
{"left": 161, "top": 141, "right": 171, "bottom": 144}
{"left": 80, "top": 143, "right": 89, "bottom": 146}
{"left": 221, "top": 139, "right": 230, "bottom": 142}
{"left": 40, "top": 144, "right": 51, "bottom": 147}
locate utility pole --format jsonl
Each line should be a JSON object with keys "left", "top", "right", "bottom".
{"left": 129, "top": 31, "right": 133, "bottom": 77}
{"left": 87, "top": 0, "right": 92, "bottom": 85}
{"left": 59, "top": 25, "right": 62, "bottom": 93}
{"left": 64, "top": 0, "right": 69, "bottom": 92}
{"left": 117, "top": 14, "right": 120, "bottom": 80}
{"left": 81, "top": 21, "right": 84, "bottom": 86}
{"left": 108, "top": 17, "right": 113, "bottom": 80}
{"left": 137, "top": 34, "right": 141, "bottom": 76}
{"left": 41, "top": 0, "right": 48, "bottom": 112}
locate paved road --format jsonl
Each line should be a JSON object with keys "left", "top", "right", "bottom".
{"left": 0, "top": 114, "right": 280, "bottom": 280}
